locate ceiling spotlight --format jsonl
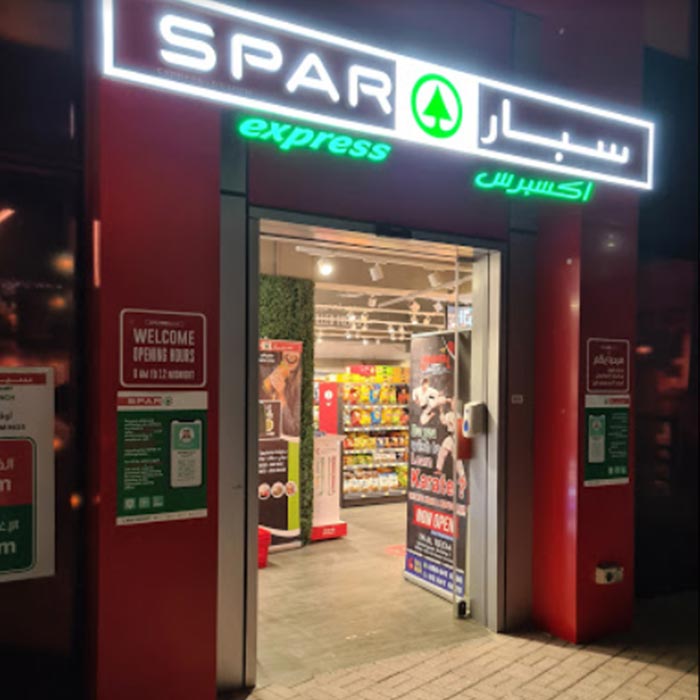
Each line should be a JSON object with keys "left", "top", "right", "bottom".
{"left": 362, "top": 338, "right": 369, "bottom": 346}
{"left": 369, "top": 263, "right": 384, "bottom": 282}
{"left": 345, "top": 331, "right": 353, "bottom": 340}
{"left": 317, "top": 257, "right": 334, "bottom": 277}
{"left": 388, "top": 325, "right": 395, "bottom": 334}
{"left": 410, "top": 314, "right": 418, "bottom": 325}
{"left": 360, "top": 313, "right": 369, "bottom": 323}
{"left": 368, "top": 296, "right": 378, "bottom": 308}
{"left": 362, "top": 323, "right": 369, "bottom": 332}
{"left": 428, "top": 272, "right": 441, "bottom": 288}
{"left": 409, "top": 300, "right": 421, "bottom": 313}
{"left": 423, "top": 316, "right": 431, "bottom": 326}
{"left": 347, "top": 312, "right": 356, "bottom": 322}
{"left": 433, "top": 301, "right": 444, "bottom": 313}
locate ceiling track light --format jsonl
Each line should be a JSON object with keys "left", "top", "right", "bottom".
{"left": 317, "top": 257, "right": 334, "bottom": 277}
{"left": 369, "top": 263, "right": 384, "bottom": 282}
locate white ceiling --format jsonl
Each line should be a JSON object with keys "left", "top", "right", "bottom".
{"left": 260, "top": 220, "right": 474, "bottom": 354}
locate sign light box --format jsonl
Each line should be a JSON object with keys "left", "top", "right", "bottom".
{"left": 102, "top": 0, "right": 655, "bottom": 190}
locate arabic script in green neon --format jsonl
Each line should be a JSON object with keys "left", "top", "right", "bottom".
{"left": 474, "top": 170, "right": 595, "bottom": 203}
{"left": 238, "top": 116, "right": 392, "bottom": 163}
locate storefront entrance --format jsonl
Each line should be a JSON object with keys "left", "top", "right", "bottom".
{"left": 222, "top": 214, "right": 505, "bottom": 689}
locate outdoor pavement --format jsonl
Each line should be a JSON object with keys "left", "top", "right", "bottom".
{"left": 249, "top": 504, "right": 698, "bottom": 700}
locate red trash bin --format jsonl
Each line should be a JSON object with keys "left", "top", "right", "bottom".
{"left": 258, "top": 527, "right": 272, "bottom": 569}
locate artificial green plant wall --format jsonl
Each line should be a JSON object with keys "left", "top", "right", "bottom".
{"left": 259, "top": 274, "right": 315, "bottom": 543}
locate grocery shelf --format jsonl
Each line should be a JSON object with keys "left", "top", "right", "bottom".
{"left": 343, "top": 448, "right": 408, "bottom": 454}
{"left": 343, "top": 426, "right": 409, "bottom": 432}
{"left": 342, "top": 491, "right": 408, "bottom": 507}
{"left": 343, "top": 404, "right": 410, "bottom": 409}
{"left": 343, "top": 463, "right": 409, "bottom": 471}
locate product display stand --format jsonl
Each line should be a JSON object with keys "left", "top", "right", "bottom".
{"left": 310, "top": 433, "right": 347, "bottom": 541}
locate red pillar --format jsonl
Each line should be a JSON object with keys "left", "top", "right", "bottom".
{"left": 87, "top": 82, "right": 222, "bottom": 699}
{"left": 532, "top": 193, "right": 638, "bottom": 643}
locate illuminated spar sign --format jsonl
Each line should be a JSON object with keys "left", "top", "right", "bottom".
{"left": 474, "top": 170, "right": 595, "bottom": 203}
{"left": 102, "top": 0, "right": 654, "bottom": 190}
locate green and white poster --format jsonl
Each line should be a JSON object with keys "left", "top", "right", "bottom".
{"left": 117, "top": 391, "right": 207, "bottom": 525}
{"left": 0, "top": 368, "right": 54, "bottom": 583}
{"left": 584, "top": 395, "right": 630, "bottom": 486}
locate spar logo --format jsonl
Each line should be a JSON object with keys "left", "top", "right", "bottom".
{"left": 411, "top": 74, "right": 463, "bottom": 139}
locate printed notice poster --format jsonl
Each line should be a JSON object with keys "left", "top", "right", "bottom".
{"left": 587, "top": 338, "right": 629, "bottom": 394}
{"left": 117, "top": 391, "right": 207, "bottom": 524}
{"left": 258, "top": 340, "right": 302, "bottom": 551}
{"left": 120, "top": 309, "right": 206, "bottom": 388}
{"left": 405, "top": 332, "right": 470, "bottom": 600}
{"left": 0, "top": 368, "right": 54, "bottom": 583}
{"left": 584, "top": 394, "right": 630, "bottom": 486}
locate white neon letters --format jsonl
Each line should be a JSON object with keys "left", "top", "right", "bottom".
{"left": 349, "top": 65, "right": 393, "bottom": 115}
{"left": 107, "top": 0, "right": 654, "bottom": 189}
{"left": 285, "top": 53, "right": 340, "bottom": 103}
{"left": 231, "top": 34, "right": 282, "bottom": 80}
{"left": 159, "top": 15, "right": 216, "bottom": 73}
{"left": 491, "top": 99, "right": 632, "bottom": 165}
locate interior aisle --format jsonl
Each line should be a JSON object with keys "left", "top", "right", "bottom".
{"left": 257, "top": 503, "right": 487, "bottom": 687}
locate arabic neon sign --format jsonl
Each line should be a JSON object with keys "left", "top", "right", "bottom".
{"left": 237, "top": 116, "right": 392, "bottom": 162}
{"left": 474, "top": 170, "right": 595, "bottom": 203}
{"left": 102, "top": 0, "right": 655, "bottom": 190}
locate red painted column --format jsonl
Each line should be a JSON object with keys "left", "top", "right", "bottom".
{"left": 532, "top": 199, "right": 638, "bottom": 643}
{"left": 87, "top": 82, "right": 221, "bottom": 699}
{"left": 577, "top": 192, "right": 638, "bottom": 641}
{"left": 528, "top": 0, "right": 643, "bottom": 644}
{"left": 532, "top": 208, "right": 582, "bottom": 642}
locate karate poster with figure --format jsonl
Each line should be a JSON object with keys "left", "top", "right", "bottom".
{"left": 405, "top": 332, "right": 470, "bottom": 600}
{"left": 258, "top": 340, "right": 303, "bottom": 551}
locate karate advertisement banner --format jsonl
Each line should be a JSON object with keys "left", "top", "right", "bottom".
{"left": 258, "top": 340, "right": 303, "bottom": 551}
{"left": 0, "top": 368, "right": 54, "bottom": 583}
{"left": 405, "top": 332, "right": 470, "bottom": 600}
{"left": 116, "top": 391, "right": 208, "bottom": 525}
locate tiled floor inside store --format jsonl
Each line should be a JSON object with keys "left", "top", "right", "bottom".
{"left": 257, "top": 503, "right": 485, "bottom": 688}
{"left": 251, "top": 503, "right": 699, "bottom": 700}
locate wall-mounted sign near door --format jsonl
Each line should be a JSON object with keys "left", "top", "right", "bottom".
{"left": 0, "top": 368, "right": 54, "bottom": 583}
{"left": 102, "top": 0, "right": 654, "bottom": 190}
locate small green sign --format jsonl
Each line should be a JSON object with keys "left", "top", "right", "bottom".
{"left": 117, "top": 392, "right": 208, "bottom": 524}
{"left": 584, "top": 395, "right": 630, "bottom": 486}
{"left": 474, "top": 170, "right": 595, "bottom": 203}
{"left": 411, "top": 74, "right": 463, "bottom": 138}
{"left": 237, "top": 115, "right": 392, "bottom": 163}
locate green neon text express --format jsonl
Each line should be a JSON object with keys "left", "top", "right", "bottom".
{"left": 238, "top": 117, "right": 392, "bottom": 163}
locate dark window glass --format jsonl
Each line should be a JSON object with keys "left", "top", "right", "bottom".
{"left": 0, "top": 0, "right": 80, "bottom": 163}
{"left": 0, "top": 171, "right": 83, "bottom": 699}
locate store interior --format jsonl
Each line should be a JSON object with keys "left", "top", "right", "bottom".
{"left": 256, "top": 219, "right": 481, "bottom": 685}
